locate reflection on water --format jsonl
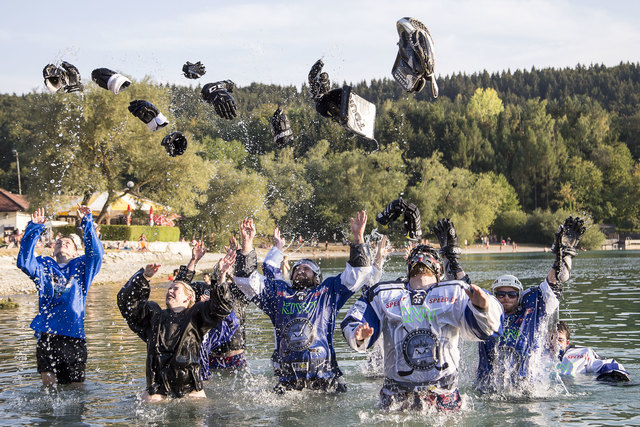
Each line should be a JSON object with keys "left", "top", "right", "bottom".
{"left": 0, "top": 251, "right": 638, "bottom": 425}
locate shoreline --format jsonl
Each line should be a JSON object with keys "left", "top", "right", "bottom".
{"left": 0, "top": 243, "right": 546, "bottom": 298}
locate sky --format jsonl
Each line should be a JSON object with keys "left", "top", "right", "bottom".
{"left": 2, "top": 0, "right": 640, "bottom": 95}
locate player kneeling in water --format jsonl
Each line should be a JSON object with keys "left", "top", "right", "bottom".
{"left": 341, "top": 219, "right": 503, "bottom": 412}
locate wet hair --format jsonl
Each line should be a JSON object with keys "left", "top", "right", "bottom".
{"left": 556, "top": 321, "right": 571, "bottom": 341}
{"left": 174, "top": 281, "right": 196, "bottom": 308}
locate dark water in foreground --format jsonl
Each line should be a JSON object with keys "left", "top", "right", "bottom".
{"left": 0, "top": 251, "right": 638, "bottom": 426}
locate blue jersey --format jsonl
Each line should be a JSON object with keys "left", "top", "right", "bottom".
{"left": 476, "top": 279, "right": 558, "bottom": 389}
{"left": 17, "top": 214, "right": 104, "bottom": 340}
{"left": 199, "top": 312, "right": 240, "bottom": 380}
{"left": 235, "top": 247, "right": 372, "bottom": 383}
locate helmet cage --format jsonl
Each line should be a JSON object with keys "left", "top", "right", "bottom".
{"left": 407, "top": 245, "right": 444, "bottom": 281}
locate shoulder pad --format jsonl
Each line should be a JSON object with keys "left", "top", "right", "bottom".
{"left": 366, "top": 280, "right": 406, "bottom": 302}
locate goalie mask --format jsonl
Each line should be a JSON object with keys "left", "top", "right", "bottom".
{"left": 406, "top": 245, "right": 444, "bottom": 281}
{"left": 392, "top": 17, "right": 438, "bottom": 98}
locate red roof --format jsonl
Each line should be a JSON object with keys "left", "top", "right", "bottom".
{"left": 0, "top": 188, "right": 29, "bottom": 212}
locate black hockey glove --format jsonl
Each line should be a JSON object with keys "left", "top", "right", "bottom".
{"left": 432, "top": 218, "right": 463, "bottom": 275}
{"left": 128, "top": 100, "right": 168, "bottom": 131}
{"left": 270, "top": 107, "right": 294, "bottom": 146}
{"left": 161, "top": 131, "right": 188, "bottom": 156}
{"left": 182, "top": 61, "right": 206, "bottom": 79}
{"left": 60, "top": 61, "right": 83, "bottom": 93}
{"left": 43, "top": 64, "right": 67, "bottom": 93}
{"left": 403, "top": 202, "right": 422, "bottom": 239}
{"left": 308, "top": 59, "right": 331, "bottom": 100}
{"left": 201, "top": 80, "right": 237, "bottom": 120}
{"left": 91, "top": 68, "right": 131, "bottom": 94}
{"left": 551, "top": 216, "right": 586, "bottom": 283}
{"left": 376, "top": 198, "right": 406, "bottom": 227}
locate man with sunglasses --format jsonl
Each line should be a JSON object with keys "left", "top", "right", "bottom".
{"left": 475, "top": 217, "right": 586, "bottom": 393}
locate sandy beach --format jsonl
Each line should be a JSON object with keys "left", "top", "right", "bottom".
{"left": 0, "top": 242, "right": 545, "bottom": 297}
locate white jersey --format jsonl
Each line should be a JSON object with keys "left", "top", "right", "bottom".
{"left": 557, "top": 345, "right": 628, "bottom": 377}
{"left": 342, "top": 280, "right": 503, "bottom": 394}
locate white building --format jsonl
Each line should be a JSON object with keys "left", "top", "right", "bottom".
{"left": 0, "top": 188, "right": 30, "bottom": 236}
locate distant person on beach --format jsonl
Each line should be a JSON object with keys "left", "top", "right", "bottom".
{"left": 551, "top": 321, "right": 630, "bottom": 382}
{"left": 341, "top": 218, "right": 502, "bottom": 411}
{"left": 138, "top": 233, "right": 148, "bottom": 251}
{"left": 475, "top": 217, "right": 586, "bottom": 393}
{"left": 232, "top": 212, "right": 372, "bottom": 393}
{"left": 117, "top": 241, "right": 237, "bottom": 401}
{"left": 17, "top": 206, "right": 104, "bottom": 386}
{"left": 202, "top": 272, "right": 211, "bottom": 285}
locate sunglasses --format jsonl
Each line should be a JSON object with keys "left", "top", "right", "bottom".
{"left": 494, "top": 290, "right": 519, "bottom": 299}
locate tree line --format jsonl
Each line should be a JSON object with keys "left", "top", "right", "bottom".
{"left": 0, "top": 62, "right": 638, "bottom": 248}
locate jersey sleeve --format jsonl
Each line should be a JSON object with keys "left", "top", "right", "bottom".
{"left": 538, "top": 278, "right": 560, "bottom": 317}
{"left": 80, "top": 213, "right": 104, "bottom": 294}
{"left": 262, "top": 247, "right": 284, "bottom": 280}
{"left": 341, "top": 294, "right": 381, "bottom": 352}
{"left": 117, "top": 268, "right": 161, "bottom": 342}
{"left": 458, "top": 287, "right": 504, "bottom": 341}
{"left": 16, "top": 222, "right": 48, "bottom": 291}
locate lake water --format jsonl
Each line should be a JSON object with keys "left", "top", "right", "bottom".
{"left": 0, "top": 251, "right": 638, "bottom": 426}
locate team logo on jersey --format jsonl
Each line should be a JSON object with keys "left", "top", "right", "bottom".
{"left": 411, "top": 292, "right": 426, "bottom": 305}
{"left": 557, "top": 359, "right": 573, "bottom": 375}
{"left": 282, "top": 318, "right": 315, "bottom": 352}
{"left": 51, "top": 275, "right": 73, "bottom": 298}
{"left": 402, "top": 328, "right": 439, "bottom": 370}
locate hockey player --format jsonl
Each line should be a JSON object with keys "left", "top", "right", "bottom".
{"left": 476, "top": 217, "right": 586, "bottom": 392}
{"left": 341, "top": 219, "right": 503, "bottom": 411}
{"left": 232, "top": 212, "right": 372, "bottom": 393}
{"left": 553, "top": 321, "right": 630, "bottom": 382}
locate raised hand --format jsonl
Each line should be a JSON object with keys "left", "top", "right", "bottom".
{"left": 191, "top": 240, "right": 207, "bottom": 261}
{"left": 355, "top": 323, "right": 374, "bottom": 341}
{"left": 31, "top": 208, "right": 46, "bottom": 224}
{"left": 76, "top": 205, "right": 91, "bottom": 219}
{"left": 551, "top": 216, "right": 586, "bottom": 283}
{"left": 466, "top": 283, "right": 488, "bottom": 310}
{"left": 350, "top": 210, "right": 367, "bottom": 244}
{"left": 217, "top": 248, "right": 237, "bottom": 280}
{"left": 240, "top": 218, "right": 256, "bottom": 247}
{"left": 273, "top": 227, "right": 285, "bottom": 251}
{"left": 143, "top": 263, "right": 161, "bottom": 279}
{"left": 432, "top": 218, "right": 463, "bottom": 275}
{"left": 226, "top": 236, "right": 239, "bottom": 253}
{"left": 432, "top": 218, "right": 458, "bottom": 249}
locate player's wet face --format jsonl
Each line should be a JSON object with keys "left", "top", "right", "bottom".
{"left": 166, "top": 282, "right": 191, "bottom": 309}
{"left": 292, "top": 264, "right": 316, "bottom": 287}
{"left": 556, "top": 331, "right": 569, "bottom": 351}
{"left": 494, "top": 286, "right": 519, "bottom": 314}
{"left": 54, "top": 237, "right": 76, "bottom": 258}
